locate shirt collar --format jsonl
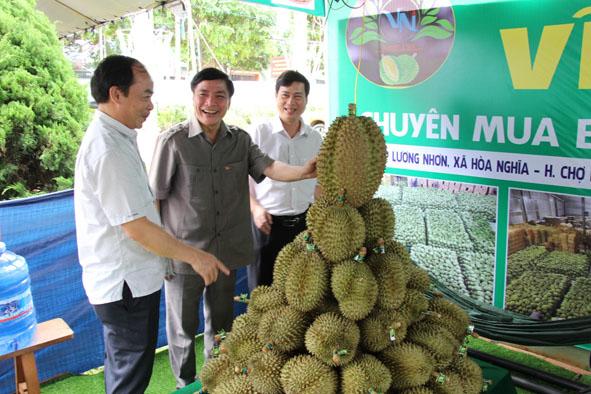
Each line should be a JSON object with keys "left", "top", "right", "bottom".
{"left": 95, "top": 110, "right": 137, "bottom": 140}
{"left": 188, "top": 116, "right": 233, "bottom": 139}
{"left": 272, "top": 117, "right": 307, "bottom": 137}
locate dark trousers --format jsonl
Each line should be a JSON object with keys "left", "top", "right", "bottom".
{"left": 248, "top": 211, "right": 307, "bottom": 291}
{"left": 93, "top": 283, "right": 161, "bottom": 394}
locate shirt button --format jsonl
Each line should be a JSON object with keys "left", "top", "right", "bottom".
{"left": 213, "top": 169, "right": 217, "bottom": 173}
{"left": 215, "top": 190, "right": 219, "bottom": 194}
{"left": 217, "top": 211, "right": 221, "bottom": 215}
{"left": 217, "top": 232, "right": 221, "bottom": 237}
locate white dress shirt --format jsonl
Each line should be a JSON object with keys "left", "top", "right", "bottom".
{"left": 74, "top": 111, "right": 165, "bottom": 305}
{"left": 249, "top": 118, "right": 322, "bottom": 216}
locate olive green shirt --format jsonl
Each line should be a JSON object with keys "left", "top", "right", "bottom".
{"left": 149, "top": 119, "right": 274, "bottom": 274}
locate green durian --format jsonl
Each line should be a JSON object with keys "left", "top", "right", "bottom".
{"left": 367, "top": 252, "right": 409, "bottom": 310}
{"left": 257, "top": 306, "right": 308, "bottom": 353}
{"left": 359, "top": 197, "right": 395, "bottom": 248}
{"left": 427, "top": 296, "right": 471, "bottom": 341}
{"left": 407, "top": 263, "right": 432, "bottom": 292}
{"left": 341, "top": 353, "right": 391, "bottom": 394}
{"left": 285, "top": 249, "right": 328, "bottom": 312}
{"left": 448, "top": 355, "right": 483, "bottom": 394}
{"left": 399, "top": 289, "right": 429, "bottom": 321}
{"left": 272, "top": 239, "right": 306, "bottom": 294}
{"left": 199, "top": 353, "right": 233, "bottom": 392}
{"left": 280, "top": 355, "right": 338, "bottom": 394}
{"left": 316, "top": 104, "right": 387, "bottom": 208}
{"left": 380, "top": 343, "right": 435, "bottom": 389}
{"left": 399, "top": 387, "right": 435, "bottom": 394}
{"left": 407, "top": 323, "right": 459, "bottom": 366}
{"left": 248, "top": 350, "right": 287, "bottom": 394}
{"left": 429, "top": 371, "right": 464, "bottom": 394}
{"left": 214, "top": 374, "right": 255, "bottom": 394}
{"left": 306, "top": 199, "right": 366, "bottom": 262}
{"left": 248, "top": 285, "right": 286, "bottom": 314}
{"left": 359, "top": 308, "right": 408, "bottom": 352}
{"left": 305, "top": 312, "right": 360, "bottom": 366}
{"left": 331, "top": 260, "right": 378, "bottom": 320}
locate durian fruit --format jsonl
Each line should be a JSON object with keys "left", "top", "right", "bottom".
{"left": 407, "top": 323, "right": 459, "bottom": 366}
{"left": 284, "top": 249, "right": 328, "bottom": 312}
{"left": 429, "top": 371, "right": 464, "bottom": 394}
{"left": 304, "top": 312, "right": 360, "bottom": 366}
{"left": 316, "top": 104, "right": 387, "bottom": 208}
{"left": 399, "top": 288, "right": 429, "bottom": 321}
{"left": 220, "top": 335, "right": 262, "bottom": 366}
{"left": 383, "top": 238, "right": 411, "bottom": 261}
{"left": 368, "top": 252, "right": 409, "bottom": 310}
{"left": 331, "top": 260, "right": 378, "bottom": 320}
{"left": 358, "top": 198, "right": 395, "bottom": 248}
{"left": 248, "top": 285, "right": 286, "bottom": 315}
{"left": 380, "top": 343, "right": 435, "bottom": 390}
{"left": 359, "top": 308, "right": 408, "bottom": 352}
{"left": 247, "top": 350, "right": 287, "bottom": 394}
{"left": 399, "top": 387, "right": 435, "bottom": 394}
{"left": 407, "top": 263, "right": 432, "bottom": 292}
{"left": 199, "top": 353, "right": 233, "bottom": 392}
{"left": 448, "top": 355, "right": 483, "bottom": 394}
{"left": 341, "top": 353, "right": 391, "bottom": 394}
{"left": 272, "top": 239, "right": 306, "bottom": 295}
{"left": 257, "top": 305, "right": 308, "bottom": 353}
{"left": 426, "top": 296, "right": 471, "bottom": 341}
{"left": 231, "top": 312, "right": 260, "bottom": 334}
{"left": 306, "top": 199, "right": 366, "bottom": 262}
{"left": 214, "top": 373, "right": 255, "bottom": 394}
{"left": 280, "top": 354, "right": 338, "bottom": 394}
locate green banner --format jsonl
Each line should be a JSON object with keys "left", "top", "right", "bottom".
{"left": 243, "top": 0, "right": 325, "bottom": 16}
{"left": 328, "top": 0, "right": 591, "bottom": 321}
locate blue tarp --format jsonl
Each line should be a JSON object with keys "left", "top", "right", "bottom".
{"left": 0, "top": 190, "right": 248, "bottom": 392}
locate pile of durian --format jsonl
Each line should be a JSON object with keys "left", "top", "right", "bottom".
{"left": 200, "top": 104, "right": 484, "bottom": 394}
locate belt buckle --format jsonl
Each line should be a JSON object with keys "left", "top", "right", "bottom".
{"left": 282, "top": 217, "right": 299, "bottom": 227}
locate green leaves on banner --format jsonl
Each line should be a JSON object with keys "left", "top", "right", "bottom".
{"left": 350, "top": 27, "right": 385, "bottom": 45}
{"left": 413, "top": 7, "right": 454, "bottom": 41}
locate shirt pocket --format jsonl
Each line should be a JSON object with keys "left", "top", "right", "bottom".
{"left": 221, "top": 160, "right": 246, "bottom": 198}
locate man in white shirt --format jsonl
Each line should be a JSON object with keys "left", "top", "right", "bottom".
{"left": 248, "top": 70, "right": 323, "bottom": 290}
{"left": 74, "top": 55, "right": 228, "bottom": 394}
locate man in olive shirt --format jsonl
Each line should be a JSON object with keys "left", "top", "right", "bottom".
{"left": 149, "top": 68, "right": 316, "bottom": 388}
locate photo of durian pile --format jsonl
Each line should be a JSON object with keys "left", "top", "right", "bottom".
{"left": 375, "top": 177, "right": 497, "bottom": 304}
{"left": 199, "top": 105, "right": 484, "bottom": 393}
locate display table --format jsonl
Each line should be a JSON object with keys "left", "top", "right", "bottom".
{"left": 0, "top": 318, "right": 74, "bottom": 394}
{"left": 173, "top": 357, "right": 516, "bottom": 393}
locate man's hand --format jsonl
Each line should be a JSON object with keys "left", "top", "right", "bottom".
{"left": 252, "top": 204, "right": 272, "bottom": 235}
{"left": 300, "top": 156, "right": 317, "bottom": 180}
{"left": 188, "top": 249, "right": 230, "bottom": 286}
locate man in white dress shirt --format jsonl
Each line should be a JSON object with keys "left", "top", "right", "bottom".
{"left": 247, "top": 70, "right": 323, "bottom": 290}
{"left": 74, "top": 55, "right": 228, "bottom": 394}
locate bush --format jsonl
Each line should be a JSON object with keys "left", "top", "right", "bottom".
{"left": 0, "top": 0, "right": 89, "bottom": 200}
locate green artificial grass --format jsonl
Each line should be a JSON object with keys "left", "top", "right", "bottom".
{"left": 41, "top": 336, "right": 206, "bottom": 394}
{"left": 41, "top": 335, "right": 590, "bottom": 393}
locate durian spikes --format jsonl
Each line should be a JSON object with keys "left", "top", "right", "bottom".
{"left": 367, "top": 252, "right": 409, "bottom": 310}
{"left": 427, "top": 296, "right": 471, "bottom": 341}
{"left": 407, "top": 323, "right": 459, "bottom": 367}
{"left": 341, "top": 354, "right": 392, "bottom": 394}
{"left": 247, "top": 350, "right": 287, "bottom": 394}
{"left": 359, "top": 308, "right": 409, "bottom": 352}
{"left": 359, "top": 198, "right": 395, "bottom": 248}
{"left": 248, "top": 285, "right": 286, "bottom": 315}
{"left": 199, "top": 353, "right": 233, "bottom": 392}
{"left": 331, "top": 260, "right": 378, "bottom": 320}
{"left": 316, "top": 103, "right": 387, "bottom": 207}
{"left": 380, "top": 343, "right": 435, "bottom": 390}
{"left": 257, "top": 306, "right": 308, "bottom": 353}
{"left": 280, "top": 355, "right": 338, "bottom": 394}
{"left": 304, "top": 312, "right": 360, "bottom": 366}
{"left": 272, "top": 238, "right": 306, "bottom": 295}
{"left": 284, "top": 249, "right": 328, "bottom": 312}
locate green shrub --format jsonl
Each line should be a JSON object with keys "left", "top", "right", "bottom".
{"left": 0, "top": 0, "right": 89, "bottom": 199}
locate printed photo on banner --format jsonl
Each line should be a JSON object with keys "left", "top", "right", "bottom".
{"left": 505, "top": 189, "right": 591, "bottom": 320}
{"left": 377, "top": 174, "right": 497, "bottom": 305}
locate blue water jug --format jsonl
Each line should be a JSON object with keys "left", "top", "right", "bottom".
{"left": 0, "top": 241, "right": 37, "bottom": 355}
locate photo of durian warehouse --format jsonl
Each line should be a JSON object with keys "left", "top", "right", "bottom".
{"left": 506, "top": 190, "right": 591, "bottom": 320}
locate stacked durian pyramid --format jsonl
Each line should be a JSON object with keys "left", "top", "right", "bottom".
{"left": 200, "top": 104, "right": 484, "bottom": 394}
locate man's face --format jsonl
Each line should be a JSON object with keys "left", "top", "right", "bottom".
{"left": 276, "top": 82, "right": 307, "bottom": 125}
{"left": 192, "top": 79, "right": 231, "bottom": 131}
{"left": 118, "top": 66, "right": 154, "bottom": 130}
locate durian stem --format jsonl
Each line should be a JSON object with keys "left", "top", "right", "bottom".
{"left": 348, "top": 103, "right": 356, "bottom": 116}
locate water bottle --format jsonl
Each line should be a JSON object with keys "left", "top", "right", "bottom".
{"left": 0, "top": 241, "right": 37, "bottom": 355}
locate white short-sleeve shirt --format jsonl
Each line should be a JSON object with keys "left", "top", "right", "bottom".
{"left": 74, "top": 111, "right": 165, "bottom": 305}
{"left": 249, "top": 118, "right": 322, "bottom": 216}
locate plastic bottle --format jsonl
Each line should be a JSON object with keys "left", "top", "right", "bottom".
{"left": 0, "top": 241, "right": 37, "bottom": 355}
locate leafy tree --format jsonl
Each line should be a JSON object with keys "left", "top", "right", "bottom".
{"left": 0, "top": 0, "right": 89, "bottom": 200}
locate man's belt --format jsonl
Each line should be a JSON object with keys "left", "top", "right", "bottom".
{"left": 272, "top": 211, "right": 308, "bottom": 228}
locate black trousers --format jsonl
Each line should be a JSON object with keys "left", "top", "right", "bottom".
{"left": 248, "top": 211, "right": 307, "bottom": 291}
{"left": 93, "top": 282, "right": 161, "bottom": 394}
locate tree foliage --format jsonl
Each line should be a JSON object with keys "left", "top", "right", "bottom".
{"left": 0, "top": 0, "right": 89, "bottom": 200}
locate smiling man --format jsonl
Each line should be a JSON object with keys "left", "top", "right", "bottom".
{"left": 247, "top": 70, "right": 323, "bottom": 291}
{"left": 149, "top": 68, "right": 317, "bottom": 388}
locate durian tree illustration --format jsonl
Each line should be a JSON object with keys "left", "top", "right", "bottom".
{"left": 347, "top": 0, "right": 455, "bottom": 87}
{"left": 200, "top": 105, "right": 483, "bottom": 394}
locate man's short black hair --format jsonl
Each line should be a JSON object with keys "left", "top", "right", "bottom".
{"left": 190, "top": 68, "right": 234, "bottom": 97}
{"left": 91, "top": 55, "right": 145, "bottom": 104}
{"left": 275, "top": 70, "right": 310, "bottom": 97}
